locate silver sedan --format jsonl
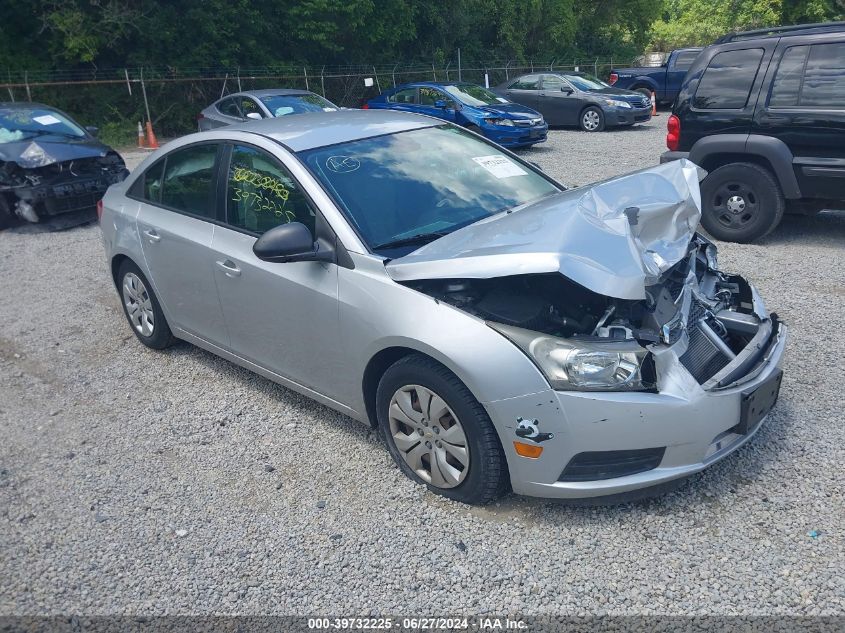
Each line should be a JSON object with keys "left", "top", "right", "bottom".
{"left": 98, "top": 110, "right": 786, "bottom": 504}
{"left": 197, "top": 88, "right": 338, "bottom": 131}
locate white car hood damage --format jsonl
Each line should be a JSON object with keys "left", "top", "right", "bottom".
{"left": 385, "top": 159, "right": 703, "bottom": 300}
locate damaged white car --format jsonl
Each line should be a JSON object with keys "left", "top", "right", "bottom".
{"left": 99, "top": 110, "right": 787, "bottom": 504}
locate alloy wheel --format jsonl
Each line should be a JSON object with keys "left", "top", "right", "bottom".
{"left": 388, "top": 384, "right": 470, "bottom": 489}
{"left": 122, "top": 272, "right": 155, "bottom": 337}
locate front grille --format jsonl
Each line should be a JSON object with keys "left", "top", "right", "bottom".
{"left": 513, "top": 118, "right": 543, "bottom": 127}
{"left": 679, "top": 299, "right": 732, "bottom": 383}
{"left": 559, "top": 447, "right": 666, "bottom": 482}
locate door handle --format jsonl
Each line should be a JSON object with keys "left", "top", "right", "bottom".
{"left": 216, "top": 259, "right": 241, "bottom": 277}
{"left": 143, "top": 229, "right": 161, "bottom": 243}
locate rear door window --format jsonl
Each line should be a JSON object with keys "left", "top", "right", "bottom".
{"left": 693, "top": 48, "right": 764, "bottom": 109}
{"left": 509, "top": 75, "right": 542, "bottom": 90}
{"left": 388, "top": 88, "right": 417, "bottom": 104}
{"left": 128, "top": 159, "right": 165, "bottom": 203}
{"left": 801, "top": 42, "right": 845, "bottom": 108}
{"left": 672, "top": 50, "right": 701, "bottom": 71}
{"left": 159, "top": 144, "right": 220, "bottom": 219}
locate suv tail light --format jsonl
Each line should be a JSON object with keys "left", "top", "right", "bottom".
{"left": 96, "top": 198, "right": 104, "bottom": 221}
{"left": 608, "top": 73, "right": 618, "bottom": 85}
{"left": 666, "top": 114, "right": 681, "bottom": 151}
{"left": 361, "top": 103, "right": 369, "bottom": 110}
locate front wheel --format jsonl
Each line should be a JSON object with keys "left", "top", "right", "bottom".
{"left": 700, "top": 162, "right": 784, "bottom": 243}
{"left": 376, "top": 354, "right": 508, "bottom": 505}
{"left": 580, "top": 106, "right": 605, "bottom": 132}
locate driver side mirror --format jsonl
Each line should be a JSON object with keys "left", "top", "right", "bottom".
{"left": 434, "top": 99, "right": 448, "bottom": 109}
{"left": 253, "top": 222, "right": 333, "bottom": 263}
{"left": 560, "top": 87, "right": 573, "bottom": 95}
{"left": 85, "top": 126, "right": 99, "bottom": 137}
{"left": 245, "top": 112, "right": 262, "bottom": 120}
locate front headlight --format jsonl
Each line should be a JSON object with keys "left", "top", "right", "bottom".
{"left": 489, "top": 323, "right": 655, "bottom": 391}
{"left": 604, "top": 99, "right": 632, "bottom": 109}
{"left": 484, "top": 117, "right": 515, "bottom": 127}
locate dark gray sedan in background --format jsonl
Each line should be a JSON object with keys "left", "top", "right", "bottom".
{"left": 198, "top": 88, "right": 339, "bottom": 131}
{"left": 495, "top": 72, "right": 652, "bottom": 132}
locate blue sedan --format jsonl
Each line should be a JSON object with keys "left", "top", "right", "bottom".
{"left": 364, "top": 82, "right": 548, "bottom": 149}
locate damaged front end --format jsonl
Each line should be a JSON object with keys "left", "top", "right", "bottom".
{"left": 402, "top": 235, "right": 783, "bottom": 394}
{"left": 387, "top": 159, "right": 785, "bottom": 395}
{"left": 1, "top": 150, "right": 128, "bottom": 225}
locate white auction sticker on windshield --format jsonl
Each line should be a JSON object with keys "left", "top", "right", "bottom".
{"left": 34, "top": 114, "right": 62, "bottom": 126}
{"left": 472, "top": 155, "right": 527, "bottom": 178}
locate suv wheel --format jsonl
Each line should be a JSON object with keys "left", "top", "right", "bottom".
{"left": 376, "top": 354, "right": 509, "bottom": 505}
{"left": 700, "top": 162, "right": 785, "bottom": 243}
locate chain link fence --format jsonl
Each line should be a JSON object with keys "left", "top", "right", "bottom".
{"left": 1, "top": 59, "right": 626, "bottom": 142}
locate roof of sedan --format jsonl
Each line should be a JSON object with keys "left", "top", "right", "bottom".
{"left": 227, "top": 109, "right": 440, "bottom": 152}
{"left": 232, "top": 88, "right": 314, "bottom": 97}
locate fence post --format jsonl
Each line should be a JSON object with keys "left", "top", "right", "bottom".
{"left": 457, "top": 48, "right": 462, "bottom": 81}
{"left": 595, "top": 58, "right": 598, "bottom": 77}
{"left": 25, "top": 71, "right": 31, "bottom": 101}
{"left": 320, "top": 66, "right": 326, "bottom": 97}
{"left": 303, "top": 67, "right": 309, "bottom": 91}
{"left": 445, "top": 61, "right": 451, "bottom": 82}
{"left": 505, "top": 60, "right": 511, "bottom": 81}
{"left": 392, "top": 63, "right": 398, "bottom": 87}
{"left": 432, "top": 63, "right": 436, "bottom": 81}
{"left": 220, "top": 73, "right": 228, "bottom": 99}
{"left": 124, "top": 68, "right": 132, "bottom": 95}
{"left": 140, "top": 68, "right": 152, "bottom": 124}
{"left": 373, "top": 66, "right": 381, "bottom": 92}
{"left": 237, "top": 67, "right": 242, "bottom": 92}
{"left": 549, "top": 58, "right": 555, "bottom": 71}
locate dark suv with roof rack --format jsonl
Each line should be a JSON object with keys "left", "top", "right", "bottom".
{"left": 660, "top": 22, "right": 845, "bottom": 242}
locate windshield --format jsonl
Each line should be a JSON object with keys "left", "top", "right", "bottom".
{"left": 0, "top": 106, "right": 86, "bottom": 143}
{"left": 561, "top": 73, "right": 611, "bottom": 91}
{"left": 299, "top": 125, "right": 561, "bottom": 255}
{"left": 258, "top": 94, "right": 338, "bottom": 117}
{"left": 443, "top": 84, "right": 509, "bottom": 106}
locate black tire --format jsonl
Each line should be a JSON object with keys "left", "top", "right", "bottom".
{"left": 376, "top": 354, "right": 509, "bottom": 505}
{"left": 117, "top": 259, "right": 175, "bottom": 350}
{"left": 634, "top": 87, "right": 652, "bottom": 98}
{"left": 700, "top": 162, "right": 785, "bottom": 243}
{"left": 579, "top": 106, "right": 605, "bottom": 132}
{"left": 0, "top": 195, "right": 14, "bottom": 231}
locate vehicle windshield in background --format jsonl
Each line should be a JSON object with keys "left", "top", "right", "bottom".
{"left": 443, "top": 84, "right": 509, "bottom": 106}
{"left": 562, "top": 73, "right": 612, "bottom": 91}
{"left": 258, "top": 94, "right": 338, "bottom": 117}
{"left": 299, "top": 125, "right": 561, "bottom": 253}
{"left": 0, "top": 106, "right": 87, "bottom": 143}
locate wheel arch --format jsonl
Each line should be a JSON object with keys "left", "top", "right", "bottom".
{"left": 690, "top": 134, "right": 801, "bottom": 199}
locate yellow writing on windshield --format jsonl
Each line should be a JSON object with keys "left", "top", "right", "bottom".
{"left": 233, "top": 167, "right": 290, "bottom": 201}
{"left": 232, "top": 188, "right": 296, "bottom": 222}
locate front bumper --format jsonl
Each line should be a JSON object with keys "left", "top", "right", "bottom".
{"left": 485, "top": 311, "right": 787, "bottom": 499}
{"left": 9, "top": 169, "right": 128, "bottom": 219}
{"left": 484, "top": 123, "right": 549, "bottom": 148}
{"left": 605, "top": 106, "right": 653, "bottom": 126}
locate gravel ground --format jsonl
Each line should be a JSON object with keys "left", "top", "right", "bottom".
{"left": 2, "top": 119, "right": 844, "bottom": 617}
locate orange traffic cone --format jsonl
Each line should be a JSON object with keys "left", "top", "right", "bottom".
{"left": 137, "top": 121, "right": 145, "bottom": 148}
{"left": 651, "top": 91, "right": 659, "bottom": 117}
{"left": 144, "top": 120, "right": 159, "bottom": 149}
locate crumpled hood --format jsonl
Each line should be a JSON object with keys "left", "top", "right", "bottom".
{"left": 385, "top": 159, "right": 703, "bottom": 300}
{"left": 0, "top": 138, "right": 109, "bottom": 168}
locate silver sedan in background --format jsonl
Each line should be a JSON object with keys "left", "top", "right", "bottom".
{"left": 98, "top": 110, "right": 786, "bottom": 505}
{"left": 197, "top": 88, "right": 338, "bottom": 131}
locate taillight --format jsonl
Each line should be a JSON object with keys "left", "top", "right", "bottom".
{"left": 96, "top": 198, "right": 104, "bottom": 221}
{"left": 666, "top": 114, "right": 681, "bottom": 151}
{"left": 608, "top": 73, "right": 618, "bottom": 85}
{"left": 361, "top": 103, "right": 369, "bottom": 109}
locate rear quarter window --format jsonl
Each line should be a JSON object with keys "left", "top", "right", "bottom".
{"left": 693, "top": 48, "right": 764, "bottom": 109}
{"left": 801, "top": 42, "right": 845, "bottom": 108}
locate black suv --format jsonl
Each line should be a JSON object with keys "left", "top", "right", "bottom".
{"left": 661, "top": 22, "right": 845, "bottom": 242}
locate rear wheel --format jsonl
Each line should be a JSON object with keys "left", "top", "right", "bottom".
{"left": 376, "top": 354, "right": 508, "bottom": 505}
{"left": 700, "top": 162, "right": 784, "bottom": 243}
{"left": 580, "top": 107, "right": 605, "bottom": 132}
{"left": 117, "top": 260, "right": 175, "bottom": 349}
